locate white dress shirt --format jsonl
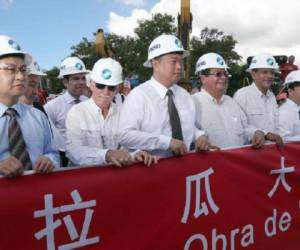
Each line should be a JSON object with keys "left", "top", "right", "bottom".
{"left": 279, "top": 98, "right": 300, "bottom": 141}
{"left": 44, "top": 91, "right": 88, "bottom": 151}
{"left": 65, "top": 98, "right": 120, "bottom": 166}
{"left": 192, "top": 90, "right": 257, "bottom": 148}
{"left": 118, "top": 77, "right": 205, "bottom": 157}
{"left": 234, "top": 83, "right": 279, "bottom": 134}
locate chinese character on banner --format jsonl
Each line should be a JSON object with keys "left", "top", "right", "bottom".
{"left": 268, "top": 157, "right": 295, "bottom": 198}
{"left": 181, "top": 168, "right": 219, "bottom": 224}
{"left": 34, "top": 190, "right": 100, "bottom": 250}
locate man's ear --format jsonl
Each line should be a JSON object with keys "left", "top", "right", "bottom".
{"left": 62, "top": 78, "right": 68, "bottom": 88}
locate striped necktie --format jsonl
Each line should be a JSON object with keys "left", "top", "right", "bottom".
{"left": 5, "top": 108, "right": 32, "bottom": 170}
{"left": 166, "top": 89, "right": 183, "bottom": 140}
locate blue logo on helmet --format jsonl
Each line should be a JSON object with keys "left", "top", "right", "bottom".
{"left": 267, "top": 58, "right": 274, "bottom": 66}
{"left": 102, "top": 69, "right": 112, "bottom": 80}
{"left": 175, "top": 39, "right": 183, "bottom": 48}
{"left": 8, "top": 39, "right": 21, "bottom": 50}
{"left": 75, "top": 63, "right": 83, "bottom": 70}
{"left": 217, "top": 57, "right": 224, "bottom": 65}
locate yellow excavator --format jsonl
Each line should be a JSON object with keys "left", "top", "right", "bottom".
{"left": 177, "top": 0, "right": 193, "bottom": 89}
{"left": 95, "top": 28, "right": 114, "bottom": 58}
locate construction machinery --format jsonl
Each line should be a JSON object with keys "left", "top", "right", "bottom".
{"left": 95, "top": 29, "right": 114, "bottom": 58}
{"left": 177, "top": 0, "right": 193, "bottom": 89}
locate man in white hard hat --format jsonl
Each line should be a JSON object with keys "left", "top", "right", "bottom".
{"left": 44, "top": 56, "right": 89, "bottom": 166}
{"left": 193, "top": 53, "right": 265, "bottom": 148}
{"left": 278, "top": 70, "right": 300, "bottom": 141}
{"left": 0, "top": 35, "right": 59, "bottom": 178}
{"left": 118, "top": 34, "right": 211, "bottom": 157}
{"left": 19, "top": 59, "right": 46, "bottom": 110}
{"left": 66, "top": 58, "right": 159, "bottom": 167}
{"left": 234, "top": 53, "right": 284, "bottom": 148}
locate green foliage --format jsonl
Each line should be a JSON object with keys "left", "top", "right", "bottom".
{"left": 46, "top": 67, "right": 64, "bottom": 94}
{"left": 70, "top": 37, "right": 99, "bottom": 70}
{"left": 51, "top": 14, "right": 245, "bottom": 95}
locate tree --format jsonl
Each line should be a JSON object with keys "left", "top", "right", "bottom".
{"left": 46, "top": 67, "right": 63, "bottom": 94}
{"left": 50, "top": 14, "right": 244, "bottom": 94}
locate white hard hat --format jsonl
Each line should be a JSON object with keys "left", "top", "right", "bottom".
{"left": 248, "top": 53, "right": 279, "bottom": 71}
{"left": 195, "top": 52, "right": 228, "bottom": 74}
{"left": 28, "top": 60, "right": 46, "bottom": 76}
{"left": 143, "top": 34, "right": 190, "bottom": 68}
{"left": 90, "top": 58, "right": 123, "bottom": 86}
{"left": 58, "top": 56, "right": 88, "bottom": 78}
{"left": 283, "top": 70, "right": 300, "bottom": 88}
{"left": 0, "top": 35, "right": 32, "bottom": 65}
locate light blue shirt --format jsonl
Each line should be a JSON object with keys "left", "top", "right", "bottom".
{"left": 0, "top": 102, "right": 60, "bottom": 168}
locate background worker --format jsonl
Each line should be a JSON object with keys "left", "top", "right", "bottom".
{"left": 44, "top": 56, "right": 89, "bottom": 166}
{"left": 234, "top": 53, "right": 283, "bottom": 148}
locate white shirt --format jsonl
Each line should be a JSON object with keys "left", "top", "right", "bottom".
{"left": 279, "top": 98, "right": 300, "bottom": 141}
{"left": 65, "top": 98, "right": 120, "bottom": 166}
{"left": 118, "top": 77, "right": 205, "bottom": 157}
{"left": 234, "top": 83, "right": 279, "bottom": 134}
{"left": 192, "top": 90, "right": 257, "bottom": 148}
{"left": 44, "top": 91, "right": 88, "bottom": 151}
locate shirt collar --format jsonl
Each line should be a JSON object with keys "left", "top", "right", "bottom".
{"left": 65, "top": 91, "right": 84, "bottom": 104}
{"left": 89, "top": 98, "right": 118, "bottom": 117}
{"left": 251, "top": 82, "right": 272, "bottom": 98}
{"left": 201, "top": 89, "right": 226, "bottom": 104}
{"left": 0, "top": 102, "right": 24, "bottom": 117}
{"left": 150, "top": 76, "right": 177, "bottom": 99}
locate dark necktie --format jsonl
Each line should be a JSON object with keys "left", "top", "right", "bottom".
{"left": 74, "top": 99, "right": 81, "bottom": 104}
{"left": 5, "top": 108, "right": 32, "bottom": 170}
{"left": 166, "top": 89, "right": 183, "bottom": 140}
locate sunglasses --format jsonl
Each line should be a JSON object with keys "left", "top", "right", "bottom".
{"left": 205, "top": 72, "right": 231, "bottom": 78}
{"left": 95, "top": 83, "right": 117, "bottom": 91}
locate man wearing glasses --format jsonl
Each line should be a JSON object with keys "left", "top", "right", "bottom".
{"left": 118, "top": 34, "right": 211, "bottom": 157}
{"left": 234, "top": 53, "right": 283, "bottom": 148}
{"left": 0, "top": 35, "right": 59, "bottom": 178}
{"left": 65, "top": 58, "right": 159, "bottom": 167}
{"left": 44, "top": 56, "right": 89, "bottom": 166}
{"left": 192, "top": 52, "right": 265, "bottom": 148}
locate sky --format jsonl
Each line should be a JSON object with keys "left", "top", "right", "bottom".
{"left": 1, "top": 0, "right": 300, "bottom": 71}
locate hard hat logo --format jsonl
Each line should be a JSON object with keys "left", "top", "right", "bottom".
{"left": 75, "top": 63, "right": 83, "bottom": 70}
{"left": 8, "top": 39, "right": 21, "bottom": 51}
{"left": 102, "top": 68, "right": 112, "bottom": 80}
{"left": 267, "top": 58, "right": 274, "bottom": 66}
{"left": 175, "top": 39, "right": 183, "bottom": 48}
{"left": 148, "top": 44, "right": 161, "bottom": 53}
{"left": 217, "top": 57, "right": 224, "bottom": 65}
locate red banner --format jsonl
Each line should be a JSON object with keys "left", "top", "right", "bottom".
{"left": 0, "top": 143, "right": 300, "bottom": 250}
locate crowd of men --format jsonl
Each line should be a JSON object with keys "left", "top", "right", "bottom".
{"left": 0, "top": 33, "right": 299, "bottom": 178}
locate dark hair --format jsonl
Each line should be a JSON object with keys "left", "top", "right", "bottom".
{"left": 199, "top": 69, "right": 211, "bottom": 76}
{"left": 288, "top": 82, "right": 300, "bottom": 90}
{"left": 0, "top": 53, "right": 25, "bottom": 61}
{"left": 63, "top": 75, "right": 70, "bottom": 80}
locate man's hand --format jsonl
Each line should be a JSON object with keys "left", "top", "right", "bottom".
{"left": 265, "top": 132, "right": 284, "bottom": 149}
{"left": 106, "top": 149, "right": 133, "bottom": 167}
{"left": 251, "top": 130, "right": 265, "bottom": 149}
{"left": 134, "top": 151, "right": 160, "bottom": 167}
{"left": 34, "top": 156, "right": 55, "bottom": 174}
{"left": 195, "top": 135, "right": 219, "bottom": 152}
{"left": 169, "top": 139, "right": 188, "bottom": 156}
{"left": 0, "top": 156, "right": 23, "bottom": 178}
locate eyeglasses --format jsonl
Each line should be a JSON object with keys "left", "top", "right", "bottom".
{"left": 95, "top": 83, "right": 117, "bottom": 91}
{"left": 0, "top": 64, "right": 29, "bottom": 75}
{"left": 204, "top": 72, "right": 231, "bottom": 78}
